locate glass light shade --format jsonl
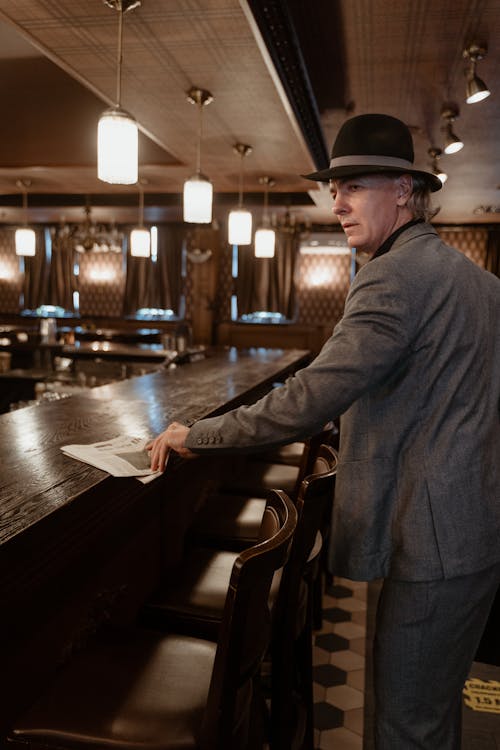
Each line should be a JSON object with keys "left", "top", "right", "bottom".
{"left": 254, "top": 227, "right": 276, "bottom": 258}
{"left": 444, "top": 137, "right": 464, "bottom": 155}
{"left": 466, "top": 75, "right": 491, "bottom": 104}
{"left": 183, "top": 173, "right": 213, "bottom": 223}
{"left": 228, "top": 208, "right": 252, "bottom": 245}
{"left": 97, "top": 107, "right": 138, "bottom": 185}
{"left": 130, "top": 227, "right": 151, "bottom": 257}
{"left": 437, "top": 171, "right": 448, "bottom": 185}
{"left": 15, "top": 227, "right": 36, "bottom": 256}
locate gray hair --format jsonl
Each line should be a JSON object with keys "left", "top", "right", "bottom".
{"left": 406, "top": 174, "right": 440, "bottom": 221}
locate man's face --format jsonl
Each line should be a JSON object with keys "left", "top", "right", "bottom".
{"left": 330, "top": 173, "right": 412, "bottom": 257}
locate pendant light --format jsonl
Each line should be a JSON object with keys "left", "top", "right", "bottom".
{"left": 130, "top": 180, "right": 150, "bottom": 257}
{"left": 97, "top": 0, "right": 141, "bottom": 185}
{"left": 15, "top": 179, "right": 36, "bottom": 256}
{"left": 183, "top": 87, "right": 214, "bottom": 224}
{"left": 441, "top": 104, "right": 464, "bottom": 155}
{"left": 463, "top": 43, "right": 491, "bottom": 104}
{"left": 254, "top": 177, "right": 276, "bottom": 258}
{"left": 228, "top": 143, "right": 253, "bottom": 245}
{"left": 428, "top": 147, "right": 448, "bottom": 185}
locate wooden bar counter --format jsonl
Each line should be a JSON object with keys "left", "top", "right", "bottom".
{"left": 0, "top": 347, "right": 310, "bottom": 735}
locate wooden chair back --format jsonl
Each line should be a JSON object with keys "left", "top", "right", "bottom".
{"left": 270, "top": 444, "right": 338, "bottom": 749}
{"left": 200, "top": 489, "right": 297, "bottom": 748}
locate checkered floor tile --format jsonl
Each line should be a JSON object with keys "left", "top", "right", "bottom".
{"left": 313, "top": 577, "right": 500, "bottom": 750}
{"left": 313, "top": 577, "right": 367, "bottom": 749}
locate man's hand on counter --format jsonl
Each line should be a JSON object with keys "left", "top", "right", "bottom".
{"left": 146, "top": 422, "right": 195, "bottom": 471}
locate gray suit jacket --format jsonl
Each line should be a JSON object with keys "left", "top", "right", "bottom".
{"left": 186, "top": 223, "right": 500, "bottom": 581}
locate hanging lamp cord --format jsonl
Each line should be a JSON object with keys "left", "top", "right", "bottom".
{"left": 196, "top": 99, "right": 203, "bottom": 175}
{"left": 138, "top": 183, "right": 144, "bottom": 226}
{"left": 238, "top": 153, "right": 244, "bottom": 208}
{"left": 22, "top": 189, "right": 28, "bottom": 226}
{"left": 263, "top": 183, "right": 269, "bottom": 223}
{"left": 115, "top": 2, "right": 124, "bottom": 107}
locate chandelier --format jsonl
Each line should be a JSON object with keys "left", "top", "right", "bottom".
{"left": 276, "top": 207, "right": 311, "bottom": 238}
{"left": 55, "top": 205, "right": 124, "bottom": 253}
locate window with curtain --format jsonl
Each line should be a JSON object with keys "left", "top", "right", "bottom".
{"left": 21, "top": 227, "right": 78, "bottom": 316}
{"left": 123, "top": 223, "right": 186, "bottom": 319}
{"left": 235, "top": 227, "right": 299, "bottom": 322}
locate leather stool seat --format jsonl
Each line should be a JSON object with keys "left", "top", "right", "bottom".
{"left": 141, "top": 544, "right": 283, "bottom": 640}
{"left": 9, "top": 627, "right": 220, "bottom": 750}
{"left": 256, "top": 441, "right": 305, "bottom": 467}
{"left": 188, "top": 494, "right": 266, "bottom": 551}
{"left": 221, "top": 460, "right": 301, "bottom": 498}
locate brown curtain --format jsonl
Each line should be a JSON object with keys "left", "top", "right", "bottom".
{"left": 236, "top": 228, "right": 299, "bottom": 318}
{"left": 154, "top": 223, "right": 185, "bottom": 314}
{"left": 23, "top": 227, "right": 48, "bottom": 310}
{"left": 123, "top": 230, "right": 156, "bottom": 315}
{"left": 123, "top": 224, "right": 185, "bottom": 316}
{"left": 485, "top": 229, "right": 500, "bottom": 277}
{"left": 47, "top": 228, "right": 76, "bottom": 312}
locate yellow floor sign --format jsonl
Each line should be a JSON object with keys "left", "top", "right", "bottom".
{"left": 464, "top": 677, "right": 500, "bottom": 714}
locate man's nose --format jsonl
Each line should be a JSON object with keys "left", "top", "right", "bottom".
{"left": 332, "top": 195, "right": 347, "bottom": 215}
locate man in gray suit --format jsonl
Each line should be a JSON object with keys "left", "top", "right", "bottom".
{"left": 148, "top": 114, "right": 500, "bottom": 749}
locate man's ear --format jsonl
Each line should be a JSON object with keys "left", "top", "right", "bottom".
{"left": 396, "top": 174, "right": 413, "bottom": 205}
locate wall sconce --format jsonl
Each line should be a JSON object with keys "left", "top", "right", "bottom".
{"left": 228, "top": 143, "right": 253, "bottom": 245}
{"left": 130, "top": 180, "right": 150, "bottom": 257}
{"left": 183, "top": 87, "right": 214, "bottom": 224}
{"left": 463, "top": 43, "right": 491, "bottom": 104}
{"left": 97, "top": 0, "right": 141, "bottom": 185}
{"left": 254, "top": 176, "right": 276, "bottom": 258}
{"left": 441, "top": 104, "right": 464, "bottom": 154}
{"left": 15, "top": 179, "right": 36, "bottom": 256}
{"left": 428, "top": 147, "right": 448, "bottom": 184}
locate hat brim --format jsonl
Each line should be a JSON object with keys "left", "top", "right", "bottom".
{"left": 303, "top": 164, "right": 442, "bottom": 192}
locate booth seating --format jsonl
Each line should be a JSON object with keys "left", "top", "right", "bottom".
{"left": 6, "top": 491, "right": 297, "bottom": 750}
{"left": 140, "top": 445, "right": 338, "bottom": 750}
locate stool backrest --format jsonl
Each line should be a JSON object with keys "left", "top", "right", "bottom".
{"left": 269, "top": 444, "right": 338, "bottom": 747}
{"left": 200, "top": 489, "right": 297, "bottom": 749}
{"left": 291, "top": 425, "right": 335, "bottom": 497}
{"left": 281, "top": 443, "right": 338, "bottom": 614}
{"left": 301, "top": 443, "right": 339, "bottom": 560}
{"left": 273, "top": 445, "right": 337, "bottom": 641}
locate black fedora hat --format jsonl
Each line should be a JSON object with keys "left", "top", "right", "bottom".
{"left": 304, "top": 113, "right": 442, "bottom": 192}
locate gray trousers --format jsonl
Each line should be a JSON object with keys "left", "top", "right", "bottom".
{"left": 373, "top": 562, "right": 500, "bottom": 749}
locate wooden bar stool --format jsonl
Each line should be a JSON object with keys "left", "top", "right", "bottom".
{"left": 6, "top": 491, "right": 297, "bottom": 750}
{"left": 140, "top": 445, "right": 338, "bottom": 750}
{"left": 187, "top": 426, "right": 334, "bottom": 553}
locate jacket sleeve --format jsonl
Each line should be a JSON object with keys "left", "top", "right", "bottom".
{"left": 186, "top": 257, "right": 414, "bottom": 453}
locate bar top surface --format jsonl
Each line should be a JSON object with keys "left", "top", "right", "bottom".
{"left": 0, "top": 347, "right": 310, "bottom": 547}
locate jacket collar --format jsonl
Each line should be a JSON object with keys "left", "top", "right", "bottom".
{"left": 370, "top": 219, "right": 424, "bottom": 261}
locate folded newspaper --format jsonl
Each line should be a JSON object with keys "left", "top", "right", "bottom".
{"left": 61, "top": 435, "right": 165, "bottom": 484}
